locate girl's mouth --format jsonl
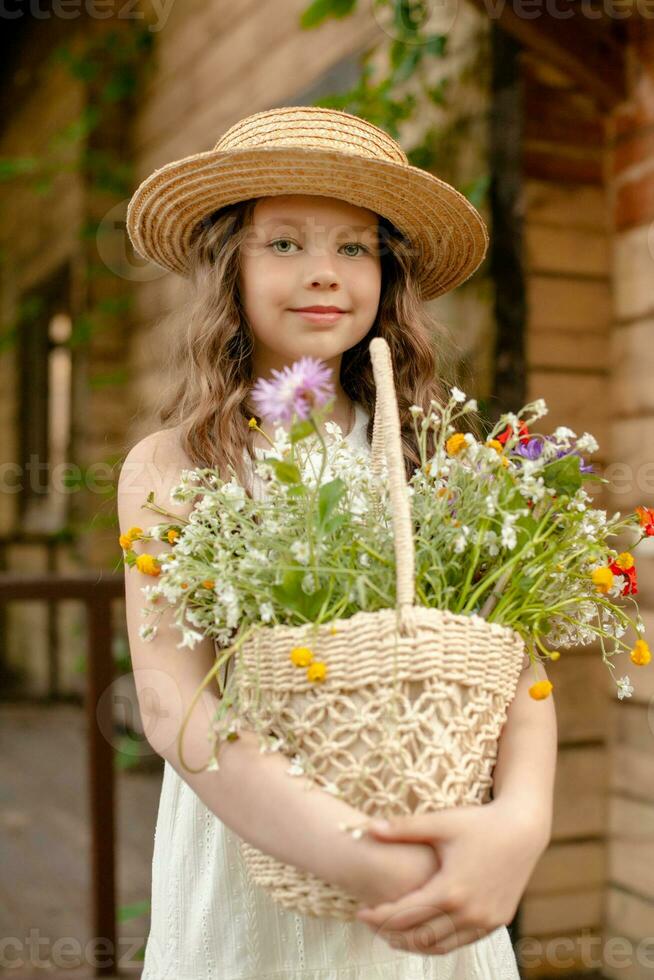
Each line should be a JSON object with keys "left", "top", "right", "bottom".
{"left": 290, "top": 311, "right": 347, "bottom": 324}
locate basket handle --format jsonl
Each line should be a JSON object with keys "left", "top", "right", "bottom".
{"left": 369, "top": 337, "right": 416, "bottom": 628}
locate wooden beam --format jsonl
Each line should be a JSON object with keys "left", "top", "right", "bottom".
{"left": 468, "top": 0, "right": 627, "bottom": 108}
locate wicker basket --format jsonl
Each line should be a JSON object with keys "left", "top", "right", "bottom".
{"left": 228, "top": 336, "right": 526, "bottom": 920}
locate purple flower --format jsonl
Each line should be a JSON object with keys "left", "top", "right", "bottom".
{"left": 251, "top": 356, "right": 336, "bottom": 424}
{"left": 514, "top": 437, "right": 545, "bottom": 460}
{"left": 514, "top": 436, "right": 593, "bottom": 473}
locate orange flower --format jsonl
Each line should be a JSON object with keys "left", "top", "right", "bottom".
{"left": 591, "top": 566, "right": 613, "bottom": 594}
{"left": 445, "top": 433, "right": 467, "bottom": 456}
{"left": 307, "top": 661, "right": 328, "bottom": 683}
{"left": 290, "top": 646, "right": 314, "bottom": 668}
{"left": 135, "top": 554, "right": 161, "bottom": 577}
{"left": 167, "top": 528, "right": 180, "bottom": 545}
{"left": 202, "top": 579, "right": 215, "bottom": 590}
{"left": 630, "top": 639, "right": 651, "bottom": 666}
{"left": 119, "top": 526, "right": 143, "bottom": 551}
{"left": 529, "top": 680, "right": 554, "bottom": 700}
{"left": 615, "top": 552, "right": 634, "bottom": 570}
{"left": 635, "top": 505, "right": 654, "bottom": 536}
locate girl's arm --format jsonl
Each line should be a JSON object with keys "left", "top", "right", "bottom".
{"left": 490, "top": 653, "right": 557, "bottom": 846}
{"left": 118, "top": 430, "right": 439, "bottom": 908}
{"left": 352, "top": 659, "right": 557, "bottom": 952}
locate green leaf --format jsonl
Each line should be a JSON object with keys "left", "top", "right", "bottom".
{"left": 459, "top": 173, "right": 490, "bottom": 209}
{"left": 318, "top": 479, "right": 346, "bottom": 526}
{"left": 290, "top": 419, "right": 315, "bottom": 442}
{"left": 0, "top": 156, "right": 40, "bottom": 181}
{"left": 542, "top": 454, "right": 583, "bottom": 497}
{"left": 425, "top": 34, "right": 447, "bottom": 57}
{"left": 390, "top": 43, "right": 422, "bottom": 84}
{"left": 300, "top": 0, "right": 357, "bottom": 29}
{"left": 89, "top": 368, "right": 129, "bottom": 390}
{"left": 271, "top": 459, "right": 302, "bottom": 484}
{"left": 271, "top": 568, "right": 330, "bottom": 619}
{"left": 117, "top": 900, "right": 150, "bottom": 923}
{"left": 427, "top": 79, "right": 449, "bottom": 106}
{"left": 322, "top": 512, "right": 348, "bottom": 535}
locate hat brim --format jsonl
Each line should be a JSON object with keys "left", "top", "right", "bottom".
{"left": 126, "top": 146, "right": 489, "bottom": 301}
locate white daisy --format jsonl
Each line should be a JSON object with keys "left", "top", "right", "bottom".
{"left": 616, "top": 676, "right": 634, "bottom": 700}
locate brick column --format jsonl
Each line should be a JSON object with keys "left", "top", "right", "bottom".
{"left": 604, "top": 18, "right": 654, "bottom": 980}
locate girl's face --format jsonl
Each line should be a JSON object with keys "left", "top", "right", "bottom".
{"left": 239, "top": 195, "right": 382, "bottom": 380}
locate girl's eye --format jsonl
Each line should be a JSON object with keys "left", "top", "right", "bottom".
{"left": 269, "top": 239, "right": 369, "bottom": 256}
{"left": 269, "top": 239, "right": 298, "bottom": 254}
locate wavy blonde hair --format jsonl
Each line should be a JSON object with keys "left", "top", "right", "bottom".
{"left": 154, "top": 197, "right": 483, "bottom": 494}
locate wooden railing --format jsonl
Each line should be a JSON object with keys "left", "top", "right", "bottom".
{"left": 0, "top": 570, "right": 124, "bottom": 978}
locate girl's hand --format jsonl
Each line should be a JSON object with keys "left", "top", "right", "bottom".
{"left": 355, "top": 799, "right": 549, "bottom": 956}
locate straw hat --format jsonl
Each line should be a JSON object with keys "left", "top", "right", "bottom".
{"left": 126, "top": 105, "right": 489, "bottom": 301}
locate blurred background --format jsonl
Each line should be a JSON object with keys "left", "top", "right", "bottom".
{"left": 1, "top": 1, "right": 653, "bottom": 977}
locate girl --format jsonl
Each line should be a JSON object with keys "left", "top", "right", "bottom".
{"left": 119, "top": 106, "right": 557, "bottom": 979}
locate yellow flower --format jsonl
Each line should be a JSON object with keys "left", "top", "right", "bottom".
{"left": 202, "top": 579, "right": 215, "bottom": 590}
{"left": 446, "top": 433, "right": 467, "bottom": 457}
{"left": 423, "top": 463, "right": 432, "bottom": 476}
{"left": 549, "top": 651, "right": 561, "bottom": 661}
{"left": 630, "top": 639, "right": 651, "bottom": 666}
{"left": 499, "top": 456, "right": 509, "bottom": 468}
{"left": 119, "top": 526, "right": 143, "bottom": 551}
{"left": 529, "top": 680, "right": 554, "bottom": 700}
{"left": 486, "top": 439, "right": 503, "bottom": 453}
{"left": 248, "top": 417, "right": 259, "bottom": 428}
{"left": 591, "top": 566, "right": 613, "bottom": 594}
{"left": 290, "top": 646, "right": 314, "bottom": 668}
{"left": 329, "top": 626, "right": 339, "bottom": 635}
{"left": 307, "top": 661, "right": 328, "bottom": 683}
{"left": 135, "top": 554, "right": 161, "bottom": 577}
{"left": 615, "top": 552, "right": 635, "bottom": 571}
{"left": 167, "top": 528, "right": 180, "bottom": 544}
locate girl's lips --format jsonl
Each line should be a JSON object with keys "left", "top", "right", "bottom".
{"left": 290, "top": 310, "right": 347, "bottom": 324}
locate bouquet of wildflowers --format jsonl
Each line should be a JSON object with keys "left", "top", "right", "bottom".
{"left": 121, "top": 352, "right": 653, "bottom": 772}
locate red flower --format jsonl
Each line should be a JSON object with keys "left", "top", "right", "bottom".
{"left": 497, "top": 420, "right": 531, "bottom": 447}
{"left": 636, "top": 505, "right": 654, "bottom": 537}
{"left": 609, "top": 560, "right": 638, "bottom": 596}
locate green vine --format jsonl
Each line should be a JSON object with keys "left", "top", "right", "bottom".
{"left": 299, "top": 0, "right": 490, "bottom": 208}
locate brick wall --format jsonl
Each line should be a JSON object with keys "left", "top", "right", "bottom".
{"left": 517, "top": 48, "right": 614, "bottom": 978}
{"left": 603, "top": 21, "right": 654, "bottom": 980}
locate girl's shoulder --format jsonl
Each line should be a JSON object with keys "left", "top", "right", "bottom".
{"left": 123, "top": 424, "right": 191, "bottom": 472}
{"left": 118, "top": 425, "right": 195, "bottom": 520}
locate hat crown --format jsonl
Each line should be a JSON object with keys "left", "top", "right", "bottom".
{"left": 213, "top": 106, "right": 409, "bottom": 166}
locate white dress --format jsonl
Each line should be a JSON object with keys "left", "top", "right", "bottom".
{"left": 140, "top": 402, "right": 522, "bottom": 980}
